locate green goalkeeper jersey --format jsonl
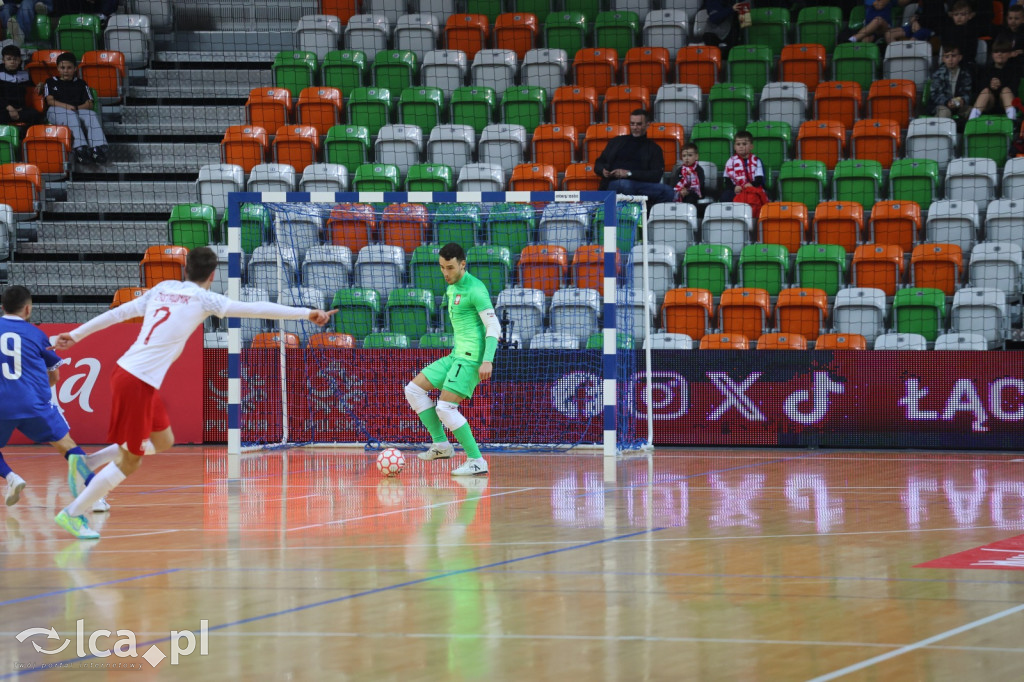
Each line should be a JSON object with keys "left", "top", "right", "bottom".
{"left": 446, "top": 271, "right": 493, "bottom": 363}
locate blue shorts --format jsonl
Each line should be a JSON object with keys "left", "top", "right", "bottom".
{"left": 902, "top": 23, "right": 934, "bottom": 40}
{"left": 0, "top": 405, "right": 70, "bottom": 446}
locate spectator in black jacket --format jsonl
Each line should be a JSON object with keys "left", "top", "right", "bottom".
{"left": 970, "top": 39, "right": 1022, "bottom": 121}
{"left": 0, "top": 44, "right": 42, "bottom": 126}
{"left": 594, "top": 109, "right": 675, "bottom": 206}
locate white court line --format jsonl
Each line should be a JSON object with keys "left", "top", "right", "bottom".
{"left": 808, "top": 603, "right": 1024, "bottom": 681}
{"left": 286, "top": 486, "right": 539, "bottom": 533}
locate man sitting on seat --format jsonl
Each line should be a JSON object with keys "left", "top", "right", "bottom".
{"left": 594, "top": 108, "right": 675, "bottom": 206}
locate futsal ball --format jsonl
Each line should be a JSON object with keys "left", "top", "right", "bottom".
{"left": 376, "top": 448, "right": 405, "bottom": 476}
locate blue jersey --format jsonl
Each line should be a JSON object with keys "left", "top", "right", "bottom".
{"left": 0, "top": 316, "right": 62, "bottom": 419}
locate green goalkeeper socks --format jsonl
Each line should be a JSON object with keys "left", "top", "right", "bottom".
{"left": 418, "top": 406, "right": 448, "bottom": 444}
{"left": 453, "top": 423, "right": 482, "bottom": 459}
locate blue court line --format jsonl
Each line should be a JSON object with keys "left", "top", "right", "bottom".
{"left": 4, "top": 527, "right": 664, "bottom": 678}
{"left": 0, "top": 568, "right": 184, "bottom": 608}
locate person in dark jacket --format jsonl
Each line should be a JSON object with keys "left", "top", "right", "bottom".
{"left": 0, "top": 44, "right": 42, "bottom": 126}
{"left": 594, "top": 109, "right": 675, "bottom": 205}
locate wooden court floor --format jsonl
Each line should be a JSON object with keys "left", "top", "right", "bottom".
{"left": 1, "top": 446, "right": 1024, "bottom": 681}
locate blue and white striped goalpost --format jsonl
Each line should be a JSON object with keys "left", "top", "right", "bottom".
{"left": 224, "top": 189, "right": 651, "bottom": 482}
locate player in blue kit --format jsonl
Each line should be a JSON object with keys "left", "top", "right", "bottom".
{"left": 0, "top": 285, "right": 93, "bottom": 506}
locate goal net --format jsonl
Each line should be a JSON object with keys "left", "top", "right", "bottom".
{"left": 221, "top": 190, "right": 651, "bottom": 457}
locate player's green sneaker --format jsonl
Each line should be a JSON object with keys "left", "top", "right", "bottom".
{"left": 54, "top": 510, "right": 100, "bottom": 540}
{"left": 67, "top": 454, "right": 94, "bottom": 498}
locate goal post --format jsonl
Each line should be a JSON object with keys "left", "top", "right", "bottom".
{"left": 223, "top": 189, "right": 653, "bottom": 479}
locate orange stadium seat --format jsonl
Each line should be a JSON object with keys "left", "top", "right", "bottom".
{"left": 815, "top": 332, "right": 868, "bottom": 350}
{"left": 307, "top": 332, "right": 356, "bottom": 347}
{"left": 756, "top": 332, "right": 808, "bottom": 349}
{"left": 140, "top": 245, "right": 188, "bottom": 288}
{"left": 572, "top": 48, "right": 618, "bottom": 95}
{"left": 519, "top": 244, "right": 568, "bottom": 296}
{"left": 296, "top": 87, "right": 343, "bottom": 136}
{"left": 797, "top": 120, "right": 846, "bottom": 170}
{"left": 779, "top": 43, "right": 827, "bottom": 92}
{"left": 510, "top": 163, "right": 557, "bottom": 191}
{"left": 79, "top": 50, "right": 126, "bottom": 102}
{"left": 552, "top": 86, "right": 598, "bottom": 130}
{"left": 563, "top": 162, "right": 600, "bottom": 190}
{"left": 676, "top": 45, "right": 720, "bottom": 95}
{"left": 647, "top": 122, "right": 685, "bottom": 166}
{"left": 321, "top": 0, "right": 358, "bottom": 25}
{"left": 445, "top": 14, "right": 490, "bottom": 60}
{"left": 251, "top": 332, "right": 301, "bottom": 348}
{"left": 852, "top": 244, "right": 904, "bottom": 296}
{"left": 273, "top": 124, "right": 319, "bottom": 172}
{"left": 495, "top": 12, "right": 538, "bottom": 59}
{"left": 110, "top": 287, "right": 148, "bottom": 323}
{"left": 812, "top": 201, "right": 863, "bottom": 252}
{"left": 700, "top": 333, "right": 749, "bottom": 349}
{"left": 532, "top": 124, "right": 577, "bottom": 173}
{"left": 22, "top": 125, "right": 72, "bottom": 177}
{"left": 868, "top": 200, "right": 921, "bottom": 253}
{"left": 380, "top": 203, "right": 430, "bottom": 255}
{"left": 718, "top": 287, "right": 771, "bottom": 341}
{"left": 814, "top": 81, "right": 862, "bottom": 131}
{"left": 852, "top": 118, "right": 900, "bottom": 169}
{"left": 868, "top": 79, "right": 916, "bottom": 130}
{"left": 775, "top": 287, "right": 828, "bottom": 342}
{"left": 662, "top": 287, "right": 713, "bottom": 341}
{"left": 572, "top": 244, "right": 618, "bottom": 291}
{"left": 910, "top": 243, "right": 962, "bottom": 296}
{"left": 246, "top": 87, "right": 292, "bottom": 132}
{"left": 327, "top": 202, "right": 376, "bottom": 253}
{"left": 27, "top": 49, "right": 62, "bottom": 84}
{"left": 221, "top": 125, "right": 268, "bottom": 173}
{"left": 584, "top": 124, "right": 627, "bottom": 163}
{"left": 0, "top": 163, "right": 42, "bottom": 216}
{"left": 758, "top": 201, "right": 807, "bottom": 253}
{"left": 603, "top": 85, "right": 650, "bottom": 126}
{"left": 624, "top": 46, "right": 670, "bottom": 94}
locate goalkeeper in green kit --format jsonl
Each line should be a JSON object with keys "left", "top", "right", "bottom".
{"left": 404, "top": 242, "right": 499, "bottom": 476}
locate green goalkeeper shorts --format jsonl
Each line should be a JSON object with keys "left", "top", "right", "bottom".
{"left": 421, "top": 355, "right": 482, "bottom": 399}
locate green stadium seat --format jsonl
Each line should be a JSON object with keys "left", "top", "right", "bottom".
{"left": 468, "top": 244, "right": 512, "bottom": 295}
{"left": 450, "top": 86, "right": 497, "bottom": 135}
{"left": 346, "top": 87, "right": 393, "bottom": 137}
{"left": 501, "top": 86, "right": 548, "bottom": 131}
{"left": 689, "top": 121, "right": 737, "bottom": 170}
{"left": 324, "top": 125, "right": 370, "bottom": 171}
{"left": 592, "top": 202, "right": 641, "bottom": 255}
{"left": 419, "top": 332, "right": 455, "bottom": 348}
{"left": 796, "top": 6, "right": 842, "bottom": 53}
{"left": 964, "top": 116, "right": 1015, "bottom": 166}
{"left": 586, "top": 332, "right": 634, "bottom": 349}
{"left": 434, "top": 203, "right": 481, "bottom": 248}
{"left": 399, "top": 87, "right": 444, "bottom": 136}
{"left": 683, "top": 244, "right": 733, "bottom": 297}
{"left": 0, "top": 125, "right": 19, "bottom": 165}
{"left": 739, "top": 244, "right": 789, "bottom": 296}
{"left": 373, "top": 50, "right": 419, "bottom": 95}
{"left": 889, "top": 158, "right": 939, "bottom": 211}
{"left": 168, "top": 203, "right": 216, "bottom": 250}
{"left": 708, "top": 82, "right": 755, "bottom": 131}
{"left": 487, "top": 202, "right": 536, "bottom": 255}
{"left": 544, "top": 12, "right": 588, "bottom": 57}
{"left": 726, "top": 44, "right": 772, "bottom": 92}
{"left": 746, "top": 8, "right": 790, "bottom": 58}
{"left": 272, "top": 50, "right": 319, "bottom": 98}
{"left": 406, "top": 163, "right": 454, "bottom": 191}
{"left": 56, "top": 14, "right": 102, "bottom": 56}
{"left": 353, "top": 163, "right": 400, "bottom": 191}
{"left": 847, "top": 3, "right": 866, "bottom": 30}
{"left": 511, "top": 0, "right": 553, "bottom": 25}
{"left": 594, "top": 11, "right": 640, "bottom": 57}
{"left": 893, "top": 287, "right": 946, "bottom": 343}
{"left": 321, "top": 49, "right": 367, "bottom": 93}
{"left": 747, "top": 120, "right": 792, "bottom": 189}
{"left": 562, "top": 0, "right": 599, "bottom": 24}
{"left": 32, "top": 13, "right": 52, "bottom": 44}
{"left": 795, "top": 243, "right": 846, "bottom": 296}
{"left": 778, "top": 160, "right": 827, "bottom": 210}
{"left": 363, "top": 332, "right": 411, "bottom": 348}
{"left": 221, "top": 203, "right": 272, "bottom": 254}
{"left": 386, "top": 288, "right": 435, "bottom": 339}
{"left": 466, "top": 0, "right": 503, "bottom": 23}
{"left": 832, "top": 42, "right": 879, "bottom": 92}
{"left": 411, "top": 244, "right": 447, "bottom": 299}
{"left": 832, "top": 159, "right": 883, "bottom": 207}
{"left": 332, "top": 287, "right": 380, "bottom": 340}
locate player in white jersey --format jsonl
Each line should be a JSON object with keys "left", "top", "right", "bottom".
{"left": 52, "top": 247, "right": 335, "bottom": 539}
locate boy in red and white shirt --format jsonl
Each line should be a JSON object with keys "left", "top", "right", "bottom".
{"left": 720, "top": 131, "right": 765, "bottom": 202}
{"left": 53, "top": 247, "right": 335, "bottom": 539}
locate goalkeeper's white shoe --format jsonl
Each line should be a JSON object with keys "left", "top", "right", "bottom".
{"left": 92, "top": 497, "right": 110, "bottom": 513}
{"left": 418, "top": 442, "right": 454, "bottom": 461}
{"left": 451, "top": 458, "right": 488, "bottom": 476}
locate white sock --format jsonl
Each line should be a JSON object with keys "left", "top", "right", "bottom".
{"left": 66, "top": 464, "right": 126, "bottom": 517}
{"left": 85, "top": 444, "right": 120, "bottom": 469}
{"left": 1007, "top": 106, "right": 1017, "bottom": 120}
{"left": 969, "top": 108, "right": 982, "bottom": 120}
{"left": 848, "top": 35, "right": 858, "bottom": 42}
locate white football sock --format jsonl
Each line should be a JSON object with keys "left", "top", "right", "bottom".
{"left": 85, "top": 444, "right": 120, "bottom": 469}
{"left": 969, "top": 108, "right": 982, "bottom": 120}
{"left": 66, "top": 464, "right": 126, "bottom": 517}
{"left": 1007, "top": 106, "right": 1017, "bottom": 120}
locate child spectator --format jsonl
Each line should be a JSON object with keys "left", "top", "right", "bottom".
{"left": 721, "top": 130, "right": 768, "bottom": 219}
{"left": 850, "top": 0, "right": 892, "bottom": 43}
{"left": 673, "top": 143, "right": 705, "bottom": 205}
{"left": 0, "top": 44, "right": 42, "bottom": 126}
{"left": 969, "top": 40, "right": 1022, "bottom": 120}
{"left": 938, "top": 0, "right": 982, "bottom": 68}
{"left": 886, "top": 0, "right": 945, "bottom": 46}
{"left": 997, "top": 4, "right": 1024, "bottom": 65}
{"left": 928, "top": 44, "right": 973, "bottom": 120}
{"left": 42, "top": 51, "right": 108, "bottom": 164}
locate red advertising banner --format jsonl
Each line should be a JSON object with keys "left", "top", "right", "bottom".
{"left": 10, "top": 323, "right": 204, "bottom": 445}
{"left": 917, "top": 534, "right": 1024, "bottom": 571}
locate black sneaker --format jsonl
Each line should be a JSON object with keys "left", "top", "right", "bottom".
{"left": 91, "top": 146, "right": 108, "bottom": 164}
{"left": 74, "top": 147, "right": 92, "bottom": 165}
